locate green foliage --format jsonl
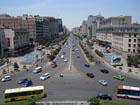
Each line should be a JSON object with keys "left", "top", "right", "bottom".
{"left": 13, "top": 62, "right": 19, "bottom": 70}
{"left": 128, "top": 68, "right": 132, "bottom": 72}
{"left": 119, "top": 66, "right": 122, "bottom": 70}
{"left": 88, "top": 97, "right": 100, "bottom": 105}
{"left": 127, "top": 55, "right": 139, "bottom": 67}
{"left": 86, "top": 40, "right": 94, "bottom": 47}
{"left": 95, "top": 49, "right": 104, "bottom": 57}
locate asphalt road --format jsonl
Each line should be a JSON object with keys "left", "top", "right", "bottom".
{"left": 0, "top": 35, "right": 140, "bottom": 105}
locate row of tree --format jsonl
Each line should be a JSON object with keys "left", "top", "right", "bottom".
{"left": 127, "top": 55, "right": 139, "bottom": 67}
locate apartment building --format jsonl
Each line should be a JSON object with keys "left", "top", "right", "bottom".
{"left": 96, "top": 16, "right": 140, "bottom": 58}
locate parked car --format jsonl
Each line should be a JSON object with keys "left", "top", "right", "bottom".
{"left": 96, "top": 93, "right": 112, "bottom": 100}
{"left": 18, "top": 78, "right": 28, "bottom": 84}
{"left": 98, "top": 80, "right": 108, "bottom": 86}
{"left": 40, "top": 73, "right": 51, "bottom": 80}
{"left": 84, "top": 64, "right": 90, "bottom": 67}
{"left": 113, "top": 75, "right": 124, "bottom": 80}
{"left": 100, "top": 69, "right": 109, "bottom": 74}
{"left": 33, "top": 66, "right": 42, "bottom": 73}
{"left": 52, "top": 64, "right": 57, "bottom": 68}
{"left": 22, "top": 80, "right": 32, "bottom": 87}
{"left": 1, "top": 76, "right": 11, "bottom": 82}
{"left": 86, "top": 73, "right": 94, "bottom": 78}
{"left": 76, "top": 48, "right": 78, "bottom": 51}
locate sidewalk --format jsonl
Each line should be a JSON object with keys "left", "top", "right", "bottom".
{"left": 93, "top": 43, "right": 140, "bottom": 79}
{"left": 0, "top": 48, "right": 49, "bottom": 77}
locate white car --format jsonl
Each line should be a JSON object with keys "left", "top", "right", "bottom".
{"left": 1, "top": 76, "right": 11, "bottom": 82}
{"left": 61, "top": 55, "right": 64, "bottom": 59}
{"left": 33, "top": 66, "right": 42, "bottom": 73}
{"left": 76, "top": 48, "right": 78, "bottom": 51}
{"left": 40, "top": 73, "right": 51, "bottom": 80}
{"left": 64, "top": 58, "right": 68, "bottom": 62}
{"left": 98, "top": 80, "right": 108, "bottom": 86}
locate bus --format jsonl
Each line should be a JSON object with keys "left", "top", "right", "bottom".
{"left": 4, "top": 85, "right": 45, "bottom": 102}
{"left": 117, "top": 85, "right": 140, "bottom": 100}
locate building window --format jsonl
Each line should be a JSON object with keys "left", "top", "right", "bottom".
{"left": 133, "top": 49, "right": 135, "bottom": 53}
{"left": 128, "top": 44, "right": 131, "bottom": 47}
{"left": 129, "top": 39, "right": 131, "bottom": 42}
{"left": 129, "top": 34, "right": 131, "bottom": 37}
{"left": 134, "top": 34, "right": 137, "bottom": 37}
{"left": 128, "top": 49, "right": 131, "bottom": 52}
{"left": 134, "top": 39, "right": 136, "bottom": 42}
{"left": 133, "top": 44, "right": 136, "bottom": 48}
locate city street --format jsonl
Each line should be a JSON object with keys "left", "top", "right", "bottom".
{"left": 0, "top": 36, "right": 140, "bottom": 105}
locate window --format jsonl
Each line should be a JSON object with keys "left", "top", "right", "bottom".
{"left": 134, "top": 34, "right": 137, "bottom": 37}
{"left": 133, "top": 44, "right": 136, "bottom": 48}
{"left": 134, "top": 39, "right": 136, "bottom": 42}
{"left": 129, "top": 34, "right": 131, "bottom": 37}
{"left": 128, "top": 49, "right": 131, "bottom": 52}
{"left": 128, "top": 44, "right": 131, "bottom": 47}
{"left": 129, "top": 39, "right": 131, "bottom": 42}
{"left": 133, "top": 49, "right": 135, "bottom": 53}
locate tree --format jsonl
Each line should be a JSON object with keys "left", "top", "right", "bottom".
{"left": 13, "top": 62, "right": 19, "bottom": 71}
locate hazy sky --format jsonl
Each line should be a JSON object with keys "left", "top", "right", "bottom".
{"left": 0, "top": 0, "right": 140, "bottom": 29}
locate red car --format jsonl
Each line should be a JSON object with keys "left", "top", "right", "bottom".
{"left": 52, "top": 64, "right": 57, "bottom": 68}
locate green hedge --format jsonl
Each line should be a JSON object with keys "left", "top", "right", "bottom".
{"left": 95, "top": 49, "right": 104, "bottom": 58}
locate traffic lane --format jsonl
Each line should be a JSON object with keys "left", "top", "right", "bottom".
{"left": 72, "top": 39, "right": 140, "bottom": 105}
{"left": 0, "top": 43, "right": 69, "bottom": 103}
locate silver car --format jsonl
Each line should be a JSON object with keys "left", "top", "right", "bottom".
{"left": 98, "top": 80, "right": 108, "bottom": 86}
{"left": 1, "top": 76, "right": 11, "bottom": 82}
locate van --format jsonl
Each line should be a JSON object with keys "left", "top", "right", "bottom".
{"left": 33, "top": 66, "right": 42, "bottom": 73}
{"left": 22, "top": 80, "right": 32, "bottom": 87}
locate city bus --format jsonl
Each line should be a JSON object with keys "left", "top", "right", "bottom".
{"left": 117, "top": 85, "right": 140, "bottom": 100}
{"left": 4, "top": 85, "right": 45, "bottom": 102}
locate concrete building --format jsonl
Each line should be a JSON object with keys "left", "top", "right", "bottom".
{"left": 0, "top": 14, "right": 60, "bottom": 45}
{"left": 2, "top": 28, "right": 29, "bottom": 57}
{"left": 96, "top": 16, "right": 140, "bottom": 58}
{"left": 81, "top": 20, "right": 88, "bottom": 35}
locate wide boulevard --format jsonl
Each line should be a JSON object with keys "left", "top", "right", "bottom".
{"left": 0, "top": 35, "right": 140, "bottom": 105}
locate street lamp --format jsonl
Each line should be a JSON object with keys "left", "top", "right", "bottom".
{"left": 6, "top": 58, "right": 9, "bottom": 73}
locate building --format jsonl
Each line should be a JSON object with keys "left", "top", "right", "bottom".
{"left": 2, "top": 28, "right": 29, "bottom": 57}
{"left": 96, "top": 16, "right": 140, "bottom": 58}
{"left": 81, "top": 20, "right": 88, "bottom": 35}
{"left": 0, "top": 14, "right": 60, "bottom": 45}
{"left": 57, "top": 19, "right": 63, "bottom": 33}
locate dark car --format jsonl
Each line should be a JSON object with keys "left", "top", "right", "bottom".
{"left": 96, "top": 93, "right": 112, "bottom": 100}
{"left": 18, "top": 78, "right": 28, "bottom": 84}
{"left": 52, "top": 64, "right": 57, "bottom": 68}
{"left": 86, "top": 73, "right": 94, "bottom": 78}
{"left": 22, "top": 80, "right": 32, "bottom": 87}
{"left": 84, "top": 64, "right": 90, "bottom": 68}
{"left": 100, "top": 69, "right": 109, "bottom": 74}
{"left": 51, "top": 61, "right": 56, "bottom": 65}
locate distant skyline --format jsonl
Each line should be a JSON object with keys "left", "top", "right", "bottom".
{"left": 0, "top": 0, "right": 140, "bottom": 30}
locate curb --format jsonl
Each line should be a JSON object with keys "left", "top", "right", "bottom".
{"left": 78, "top": 41, "right": 94, "bottom": 65}
{"left": 93, "top": 49, "right": 140, "bottom": 80}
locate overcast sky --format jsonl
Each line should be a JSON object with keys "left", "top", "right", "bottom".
{"left": 1, "top": 0, "right": 140, "bottom": 30}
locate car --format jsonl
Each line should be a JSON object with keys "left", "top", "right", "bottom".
{"left": 76, "top": 48, "right": 78, "bottom": 51}
{"left": 22, "top": 80, "right": 32, "bottom": 87}
{"left": 1, "top": 76, "right": 11, "bottom": 82}
{"left": 33, "top": 66, "right": 42, "bottom": 73}
{"left": 96, "top": 93, "right": 112, "bottom": 100}
{"left": 84, "top": 64, "right": 90, "bottom": 67}
{"left": 86, "top": 73, "right": 94, "bottom": 78}
{"left": 77, "top": 54, "right": 80, "bottom": 58}
{"left": 18, "top": 78, "right": 28, "bottom": 84}
{"left": 113, "top": 75, "right": 124, "bottom": 80}
{"left": 52, "top": 64, "right": 57, "bottom": 68}
{"left": 100, "top": 69, "right": 109, "bottom": 74}
{"left": 62, "top": 52, "right": 65, "bottom": 55}
{"left": 98, "top": 80, "right": 108, "bottom": 86}
{"left": 51, "top": 61, "right": 56, "bottom": 65}
{"left": 40, "top": 73, "right": 51, "bottom": 80}
{"left": 72, "top": 52, "right": 75, "bottom": 54}
{"left": 64, "top": 58, "right": 68, "bottom": 62}
{"left": 37, "top": 47, "right": 41, "bottom": 51}
{"left": 61, "top": 55, "right": 64, "bottom": 59}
